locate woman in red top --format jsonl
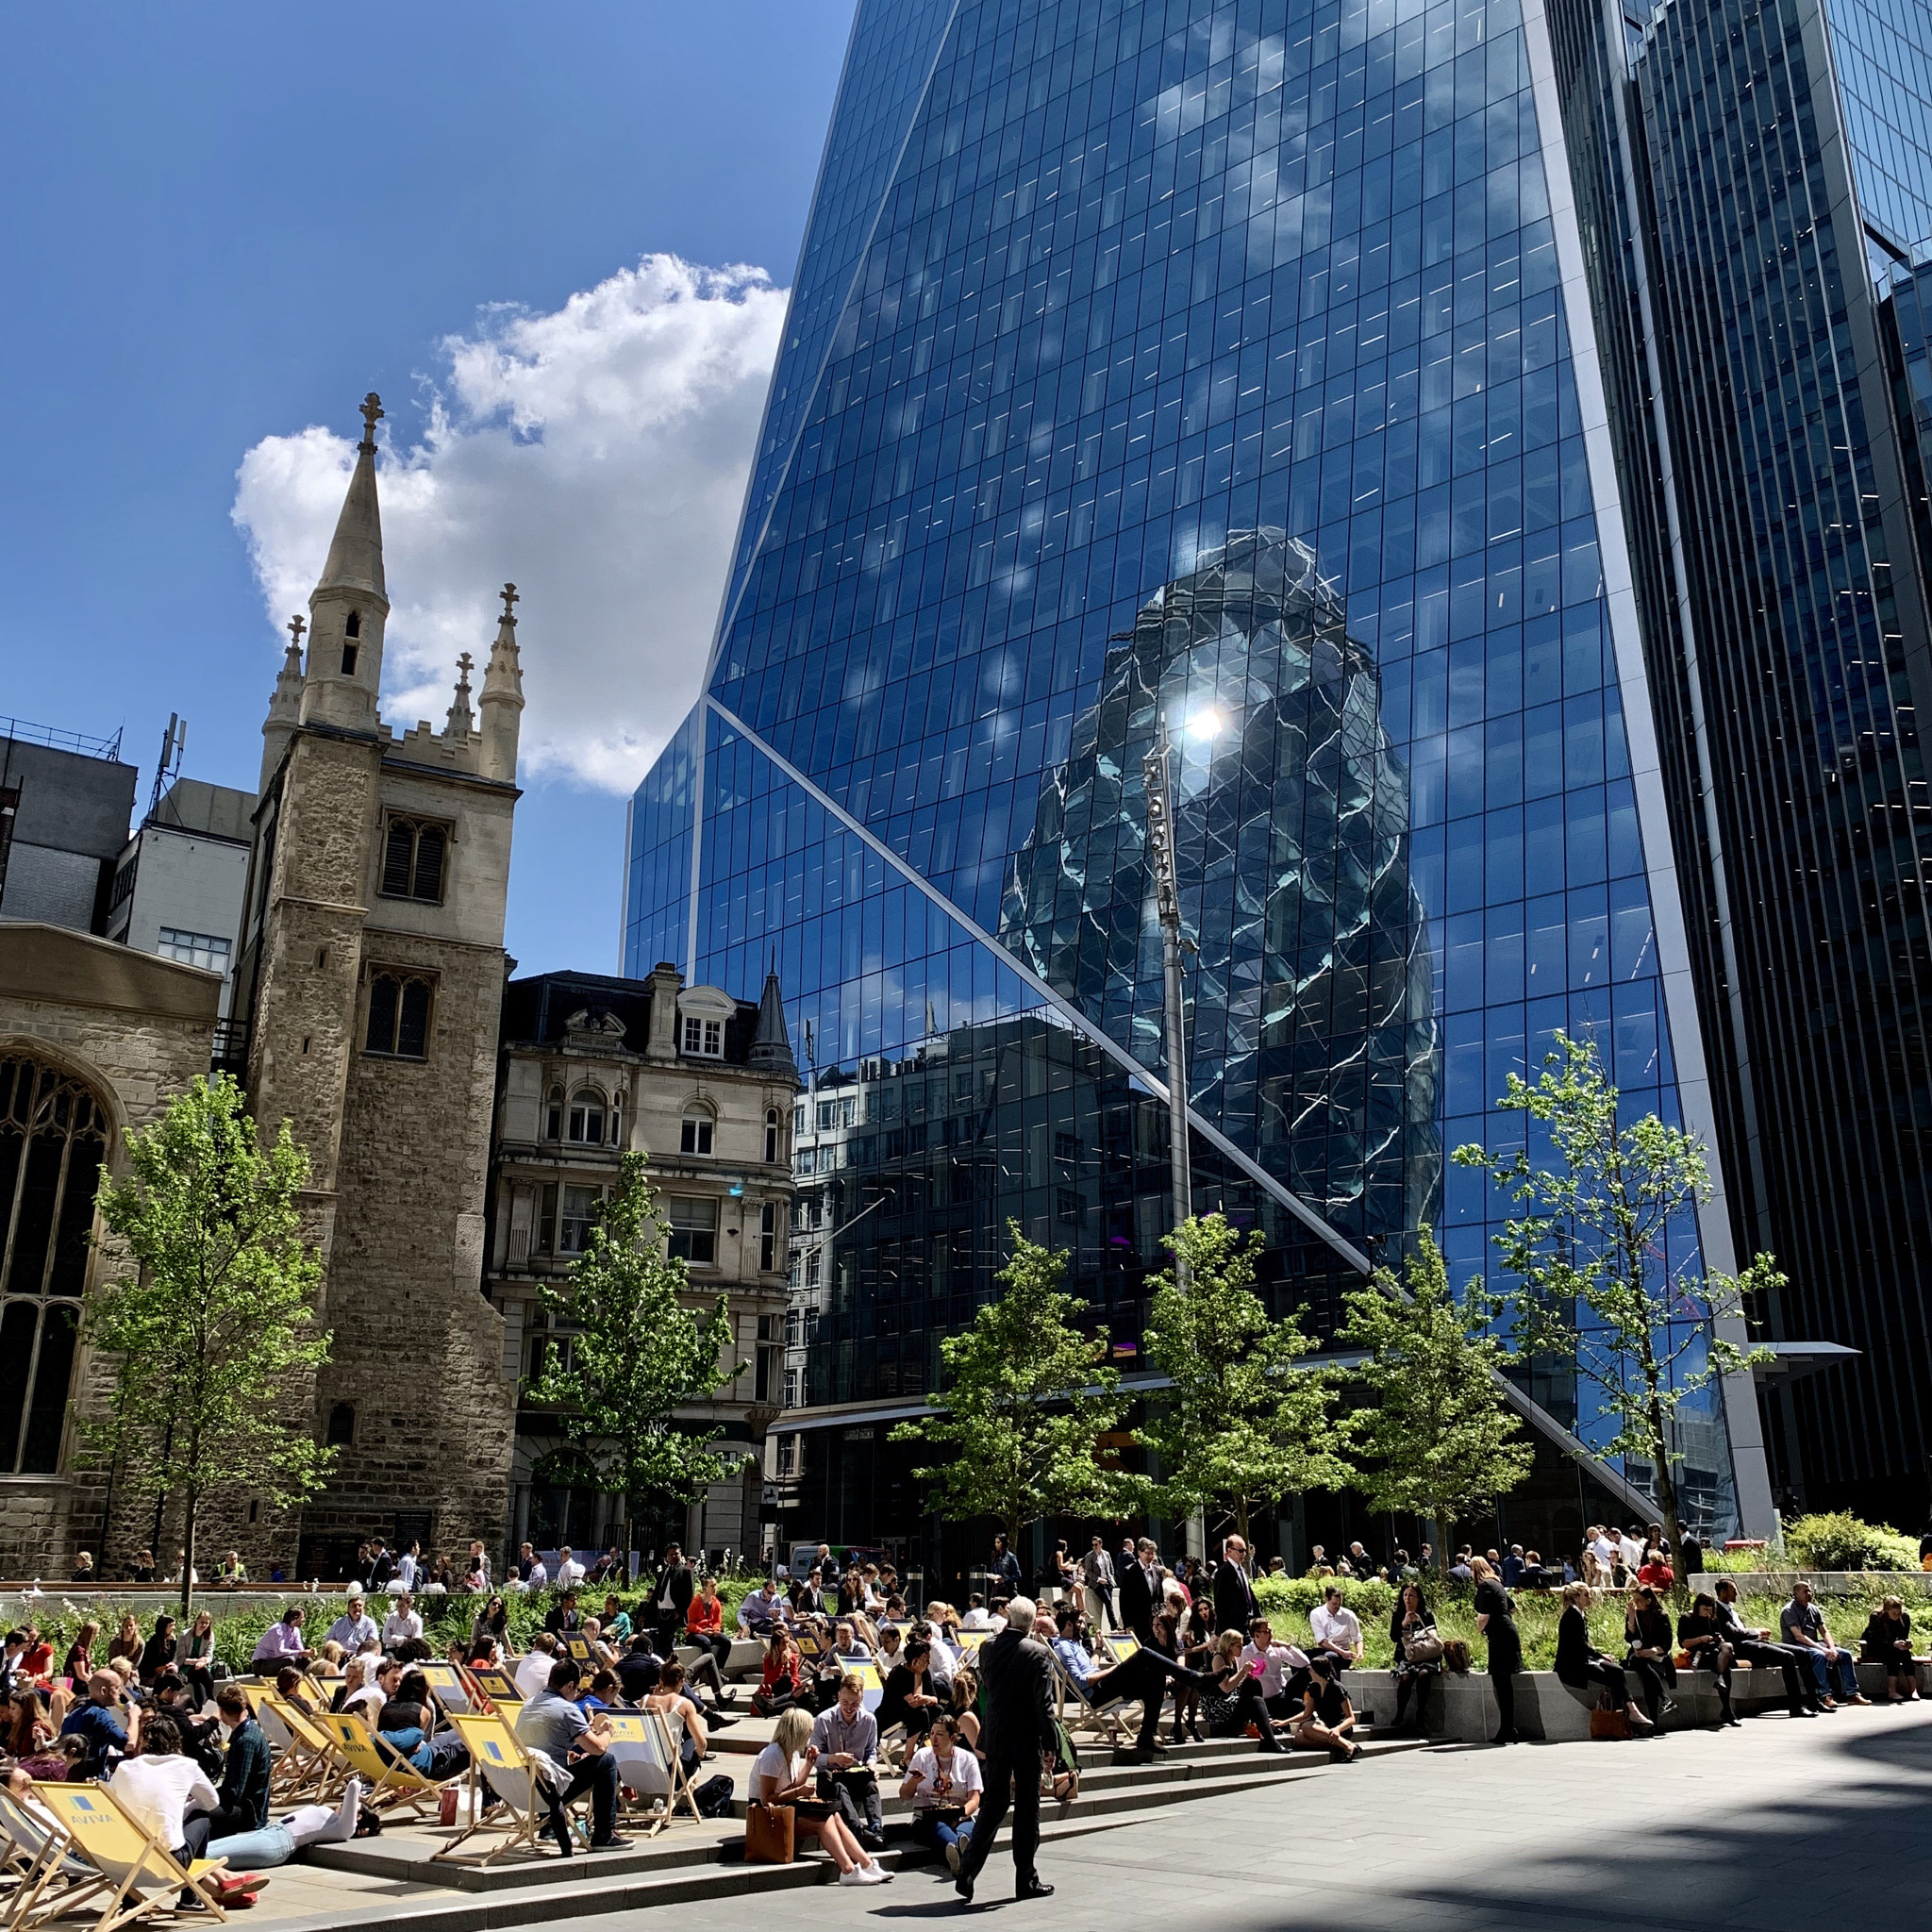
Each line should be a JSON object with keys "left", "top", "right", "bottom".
{"left": 1636, "top": 1549, "right": 1675, "bottom": 1591}
{"left": 687, "top": 1574, "right": 734, "bottom": 1673}
{"left": 752, "top": 1628, "right": 806, "bottom": 1716}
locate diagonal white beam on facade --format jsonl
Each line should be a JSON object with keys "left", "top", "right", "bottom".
{"left": 701, "top": 694, "right": 1374, "bottom": 1274}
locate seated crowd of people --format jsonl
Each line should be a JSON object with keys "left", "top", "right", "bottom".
{"left": 6, "top": 1521, "right": 1926, "bottom": 1896}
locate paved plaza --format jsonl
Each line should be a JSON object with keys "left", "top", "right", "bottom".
{"left": 581, "top": 1704, "right": 1932, "bottom": 1932}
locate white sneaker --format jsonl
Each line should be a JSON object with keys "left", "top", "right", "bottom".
{"left": 839, "top": 1867, "right": 871, "bottom": 1886}
{"left": 862, "top": 1860, "right": 891, "bottom": 1884}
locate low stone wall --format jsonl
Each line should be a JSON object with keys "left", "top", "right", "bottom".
{"left": 1701, "top": 1570, "right": 1932, "bottom": 1598}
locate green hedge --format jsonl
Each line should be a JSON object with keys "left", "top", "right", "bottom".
{"left": 1780, "top": 1513, "right": 1921, "bottom": 1574}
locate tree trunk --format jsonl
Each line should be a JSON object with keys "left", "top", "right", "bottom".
{"left": 1235, "top": 1495, "right": 1251, "bottom": 1546}
{"left": 179, "top": 1491, "right": 198, "bottom": 1622}
{"left": 1647, "top": 1395, "right": 1688, "bottom": 1604}
{"left": 1435, "top": 1509, "right": 1451, "bottom": 1587}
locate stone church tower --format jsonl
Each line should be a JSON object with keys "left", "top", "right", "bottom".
{"left": 232, "top": 393, "right": 522, "bottom": 1577}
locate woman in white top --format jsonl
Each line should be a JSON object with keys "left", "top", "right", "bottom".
{"left": 750, "top": 1707, "right": 889, "bottom": 1885}
{"left": 898, "top": 1713, "right": 982, "bottom": 1874}
{"left": 641, "top": 1660, "right": 708, "bottom": 1772}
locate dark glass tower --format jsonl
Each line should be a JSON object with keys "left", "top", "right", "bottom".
{"left": 1547, "top": 0, "right": 1932, "bottom": 1521}
{"left": 627, "top": 0, "right": 1807, "bottom": 1551}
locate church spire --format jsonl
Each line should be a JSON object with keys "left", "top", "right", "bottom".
{"left": 750, "top": 961, "right": 797, "bottom": 1081}
{"left": 259, "top": 612, "right": 307, "bottom": 794}
{"left": 317, "top": 392, "right": 388, "bottom": 602}
{"left": 300, "top": 392, "right": 391, "bottom": 732}
{"left": 477, "top": 581, "right": 525, "bottom": 783}
{"left": 444, "top": 652, "right": 475, "bottom": 740}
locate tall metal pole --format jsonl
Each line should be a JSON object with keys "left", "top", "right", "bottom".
{"left": 1142, "top": 713, "right": 1192, "bottom": 1289}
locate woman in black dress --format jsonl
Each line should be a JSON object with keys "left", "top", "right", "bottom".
{"left": 137, "top": 1613, "right": 178, "bottom": 1688}
{"left": 1555, "top": 1584, "right": 1653, "bottom": 1730}
{"left": 876, "top": 1638, "right": 941, "bottom": 1755}
{"left": 1200, "top": 1628, "right": 1284, "bottom": 1752}
{"left": 1858, "top": 1595, "right": 1921, "bottom": 1702}
{"left": 1389, "top": 1584, "right": 1441, "bottom": 1734}
{"left": 1469, "top": 1557, "right": 1522, "bottom": 1743}
{"left": 1623, "top": 1586, "right": 1678, "bottom": 1724}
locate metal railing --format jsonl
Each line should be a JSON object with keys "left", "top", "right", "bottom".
{"left": 0, "top": 716, "right": 125, "bottom": 761}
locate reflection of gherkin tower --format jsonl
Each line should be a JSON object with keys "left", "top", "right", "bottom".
{"left": 998, "top": 529, "right": 1440, "bottom": 1243}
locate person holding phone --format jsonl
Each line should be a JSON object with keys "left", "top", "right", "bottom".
{"left": 900, "top": 1712, "right": 982, "bottom": 1874}
{"left": 1200, "top": 1629, "right": 1285, "bottom": 1750}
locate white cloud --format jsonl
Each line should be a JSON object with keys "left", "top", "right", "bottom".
{"left": 231, "top": 255, "right": 786, "bottom": 791}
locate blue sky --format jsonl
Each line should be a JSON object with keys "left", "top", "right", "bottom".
{"left": 2, "top": 2, "right": 851, "bottom": 974}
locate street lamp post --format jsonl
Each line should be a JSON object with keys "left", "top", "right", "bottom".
{"left": 1141, "top": 712, "right": 1193, "bottom": 1290}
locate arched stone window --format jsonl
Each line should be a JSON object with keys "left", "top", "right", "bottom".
{"left": 680, "top": 1107, "right": 714, "bottom": 1157}
{"left": 567, "top": 1089, "right": 606, "bottom": 1144}
{"left": 0, "top": 1053, "right": 108, "bottom": 1474}
{"left": 765, "top": 1107, "right": 780, "bottom": 1164}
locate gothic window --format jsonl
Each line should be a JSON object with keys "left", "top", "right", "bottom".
{"left": 345, "top": 610, "right": 360, "bottom": 639}
{"left": 364, "top": 971, "right": 433, "bottom": 1058}
{"left": 0, "top": 1055, "right": 107, "bottom": 1475}
{"left": 379, "top": 816, "right": 448, "bottom": 904}
{"left": 680, "top": 1110, "right": 714, "bottom": 1157}
{"left": 666, "top": 1195, "right": 717, "bottom": 1265}
{"left": 567, "top": 1090, "right": 606, "bottom": 1144}
{"left": 545, "top": 1087, "right": 563, "bottom": 1141}
{"left": 764, "top": 1108, "right": 780, "bottom": 1164}
{"left": 681, "top": 1015, "right": 723, "bottom": 1058}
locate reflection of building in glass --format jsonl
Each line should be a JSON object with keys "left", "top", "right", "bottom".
{"left": 624, "top": 0, "right": 1828, "bottom": 1556}
{"left": 1000, "top": 529, "right": 1440, "bottom": 1244}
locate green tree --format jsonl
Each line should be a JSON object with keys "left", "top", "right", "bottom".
{"left": 1141, "top": 1214, "right": 1349, "bottom": 1544}
{"left": 525, "top": 1151, "right": 741, "bottom": 1558}
{"left": 1338, "top": 1226, "right": 1533, "bottom": 1581}
{"left": 890, "top": 1222, "right": 1141, "bottom": 1549}
{"left": 1452, "top": 1033, "right": 1778, "bottom": 1589}
{"left": 82, "top": 1074, "right": 334, "bottom": 1617}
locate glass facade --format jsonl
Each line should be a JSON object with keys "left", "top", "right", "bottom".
{"left": 629, "top": 0, "right": 1785, "bottom": 1547}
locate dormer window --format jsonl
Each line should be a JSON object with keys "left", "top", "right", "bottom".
{"left": 381, "top": 816, "right": 448, "bottom": 903}
{"left": 682, "top": 1016, "right": 724, "bottom": 1058}
{"left": 680, "top": 1111, "right": 714, "bottom": 1156}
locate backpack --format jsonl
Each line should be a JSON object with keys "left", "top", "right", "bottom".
{"left": 692, "top": 1773, "right": 736, "bottom": 1819}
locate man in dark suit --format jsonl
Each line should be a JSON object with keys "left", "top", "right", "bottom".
{"left": 1117, "top": 1538, "right": 1162, "bottom": 1644}
{"left": 1213, "top": 1534, "right": 1258, "bottom": 1637}
{"left": 955, "top": 1598, "right": 1057, "bottom": 1905}
{"left": 650, "top": 1543, "right": 696, "bottom": 1655}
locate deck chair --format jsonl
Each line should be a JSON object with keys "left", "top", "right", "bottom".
{"left": 1048, "top": 1646, "right": 1132, "bottom": 1747}
{"left": 417, "top": 1664, "right": 475, "bottom": 1717}
{"left": 308, "top": 1711, "right": 453, "bottom": 1820}
{"left": 469, "top": 1667, "right": 521, "bottom": 1709}
{"left": 430, "top": 1714, "right": 551, "bottom": 1867}
{"left": 1, "top": 1784, "right": 121, "bottom": 1932}
{"left": 838, "top": 1657, "right": 886, "bottom": 1715}
{"left": 600, "top": 1712, "right": 701, "bottom": 1836}
{"left": 20, "top": 1784, "right": 228, "bottom": 1932}
{"left": 243, "top": 1690, "right": 341, "bottom": 1803}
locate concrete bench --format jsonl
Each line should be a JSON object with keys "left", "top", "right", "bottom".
{"left": 676, "top": 1638, "right": 766, "bottom": 1681}
{"left": 1349, "top": 1666, "right": 1726, "bottom": 1741}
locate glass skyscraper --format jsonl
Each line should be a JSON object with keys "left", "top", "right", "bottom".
{"left": 626, "top": 0, "right": 1931, "bottom": 1556}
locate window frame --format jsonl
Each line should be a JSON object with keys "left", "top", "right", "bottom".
{"left": 566, "top": 1088, "right": 608, "bottom": 1145}
{"left": 363, "top": 969, "right": 435, "bottom": 1060}
{"left": 378, "top": 813, "right": 453, "bottom": 906}
{"left": 680, "top": 1110, "right": 715, "bottom": 1157}
{"left": 666, "top": 1194, "right": 719, "bottom": 1266}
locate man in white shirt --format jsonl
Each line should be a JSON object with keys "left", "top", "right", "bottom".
{"left": 382, "top": 1592, "right": 424, "bottom": 1650}
{"left": 959, "top": 1596, "right": 994, "bottom": 1630}
{"left": 325, "top": 1591, "right": 379, "bottom": 1653}
{"left": 556, "top": 1546, "right": 586, "bottom": 1591}
{"left": 525, "top": 1554, "right": 550, "bottom": 1591}
{"left": 514, "top": 1632, "right": 561, "bottom": 1702}
{"left": 1309, "top": 1588, "right": 1363, "bottom": 1674}
{"left": 110, "top": 1714, "right": 219, "bottom": 1865}
{"left": 1239, "top": 1617, "right": 1312, "bottom": 1719}
{"left": 393, "top": 1542, "right": 421, "bottom": 1594}
{"left": 1618, "top": 1527, "right": 1644, "bottom": 1574}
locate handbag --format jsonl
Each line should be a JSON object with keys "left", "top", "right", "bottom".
{"left": 1404, "top": 1631, "right": 1445, "bottom": 1665}
{"left": 1591, "top": 1707, "right": 1632, "bottom": 1741}
{"left": 744, "top": 1802, "right": 795, "bottom": 1864}
{"left": 1441, "top": 1639, "right": 1472, "bottom": 1674}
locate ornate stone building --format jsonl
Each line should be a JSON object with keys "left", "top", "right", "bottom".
{"left": 0, "top": 926, "right": 222, "bottom": 1574}
{"left": 484, "top": 963, "right": 799, "bottom": 1569}
{"left": 227, "top": 394, "right": 525, "bottom": 1580}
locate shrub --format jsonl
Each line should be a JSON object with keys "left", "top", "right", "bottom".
{"left": 1781, "top": 1512, "right": 1918, "bottom": 1573}
{"left": 1254, "top": 1574, "right": 1395, "bottom": 1622}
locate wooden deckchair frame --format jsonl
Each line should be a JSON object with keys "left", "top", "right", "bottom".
{"left": 600, "top": 1710, "right": 701, "bottom": 1837}
{"left": 12, "top": 1784, "right": 229, "bottom": 1932}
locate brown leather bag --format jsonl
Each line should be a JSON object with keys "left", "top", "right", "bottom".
{"left": 1591, "top": 1707, "right": 1632, "bottom": 1741}
{"left": 744, "top": 1802, "right": 795, "bottom": 1864}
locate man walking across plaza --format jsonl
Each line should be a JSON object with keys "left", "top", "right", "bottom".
{"left": 954, "top": 1598, "right": 1056, "bottom": 1906}
{"left": 1080, "top": 1535, "right": 1116, "bottom": 1633}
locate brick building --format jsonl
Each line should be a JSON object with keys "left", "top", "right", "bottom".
{"left": 485, "top": 963, "right": 799, "bottom": 1570}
